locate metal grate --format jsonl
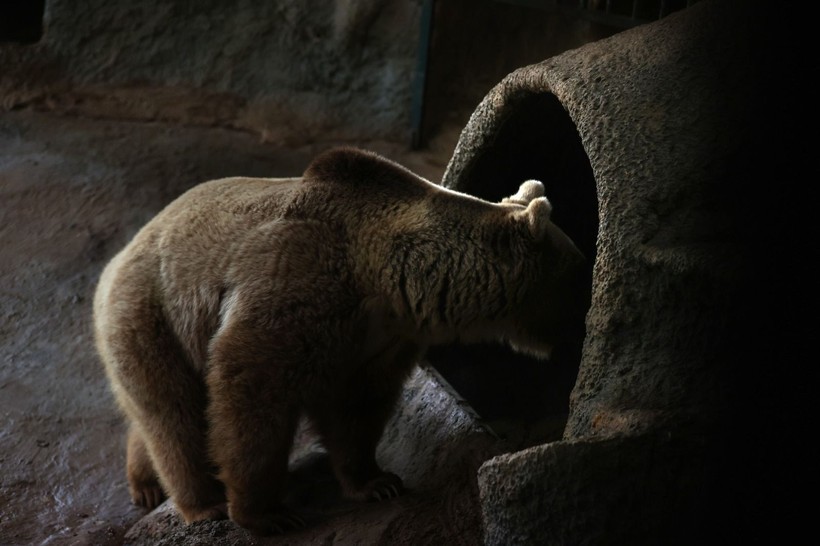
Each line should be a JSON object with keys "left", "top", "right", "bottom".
{"left": 498, "top": 0, "right": 702, "bottom": 28}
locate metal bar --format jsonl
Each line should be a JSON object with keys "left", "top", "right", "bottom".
{"left": 410, "top": 0, "right": 435, "bottom": 150}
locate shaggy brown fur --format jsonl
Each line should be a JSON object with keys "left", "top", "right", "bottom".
{"left": 92, "top": 146, "right": 587, "bottom": 534}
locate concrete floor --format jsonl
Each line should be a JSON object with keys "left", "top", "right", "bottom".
{"left": 0, "top": 109, "right": 462, "bottom": 545}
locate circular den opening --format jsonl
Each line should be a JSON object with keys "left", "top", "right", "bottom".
{"left": 426, "top": 92, "right": 598, "bottom": 445}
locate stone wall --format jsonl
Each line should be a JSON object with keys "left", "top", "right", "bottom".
{"left": 1, "top": 0, "right": 619, "bottom": 147}
{"left": 441, "top": 0, "right": 810, "bottom": 543}
{"left": 1, "top": 0, "right": 423, "bottom": 143}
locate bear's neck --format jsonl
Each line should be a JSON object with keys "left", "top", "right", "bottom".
{"left": 359, "top": 229, "right": 525, "bottom": 345}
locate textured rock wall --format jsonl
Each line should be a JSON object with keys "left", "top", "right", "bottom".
{"left": 2, "top": 0, "right": 422, "bottom": 142}
{"left": 1, "top": 1, "right": 622, "bottom": 148}
{"left": 443, "top": 0, "right": 809, "bottom": 543}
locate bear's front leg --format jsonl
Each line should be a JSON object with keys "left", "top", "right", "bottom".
{"left": 307, "top": 357, "right": 412, "bottom": 502}
{"left": 206, "top": 331, "right": 305, "bottom": 536}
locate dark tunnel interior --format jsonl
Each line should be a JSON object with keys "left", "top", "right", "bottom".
{"left": 426, "top": 92, "right": 599, "bottom": 443}
{"left": 0, "top": 1, "right": 45, "bottom": 44}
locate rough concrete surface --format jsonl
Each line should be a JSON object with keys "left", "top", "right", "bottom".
{"left": 0, "top": 0, "right": 422, "bottom": 143}
{"left": 443, "top": 1, "right": 812, "bottom": 543}
{"left": 0, "top": 109, "right": 489, "bottom": 545}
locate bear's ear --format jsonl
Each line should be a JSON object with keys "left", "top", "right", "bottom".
{"left": 502, "top": 179, "right": 545, "bottom": 206}
{"left": 517, "top": 196, "right": 552, "bottom": 241}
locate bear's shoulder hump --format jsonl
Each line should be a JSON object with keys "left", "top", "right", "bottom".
{"left": 302, "top": 146, "right": 430, "bottom": 194}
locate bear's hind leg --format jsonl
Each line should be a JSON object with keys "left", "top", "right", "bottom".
{"left": 126, "top": 424, "right": 165, "bottom": 509}
{"left": 102, "top": 302, "right": 226, "bottom": 523}
{"left": 121, "top": 369, "right": 227, "bottom": 523}
{"left": 206, "top": 331, "right": 305, "bottom": 535}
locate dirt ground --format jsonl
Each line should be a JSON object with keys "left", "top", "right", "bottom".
{"left": 0, "top": 109, "right": 465, "bottom": 545}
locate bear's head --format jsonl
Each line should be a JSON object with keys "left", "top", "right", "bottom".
{"left": 498, "top": 180, "right": 589, "bottom": 360}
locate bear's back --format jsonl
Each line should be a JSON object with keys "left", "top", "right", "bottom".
{"left": 155, "top": 176, "right": 302, "bottom": 230}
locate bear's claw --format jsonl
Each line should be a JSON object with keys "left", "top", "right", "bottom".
{"left": 364, "top": 472, "right": 404, "bottom": 502}
{"left": 130, "top": 483, "right": 166, "bottom": 510}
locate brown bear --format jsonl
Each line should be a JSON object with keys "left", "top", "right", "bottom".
{"left": 92, "top": 146, "right": 587, "bottom": 534}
